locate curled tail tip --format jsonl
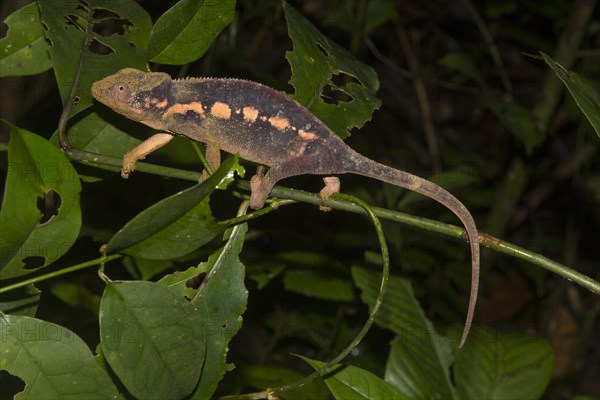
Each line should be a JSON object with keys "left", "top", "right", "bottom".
{"left": 459, "top": 324, "right": 471, "bottom": 348}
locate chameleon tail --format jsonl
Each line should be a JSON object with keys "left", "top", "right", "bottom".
{"left": 344, "top": 151, "right": 480, "bottom": 348}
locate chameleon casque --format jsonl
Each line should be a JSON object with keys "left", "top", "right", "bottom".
{"left": 91, "top": 68, "right": 480, "bottom": 347}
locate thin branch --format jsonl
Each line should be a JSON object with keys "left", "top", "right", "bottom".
{"left": 1, "top": 145, "right": 596, "bottom": 295}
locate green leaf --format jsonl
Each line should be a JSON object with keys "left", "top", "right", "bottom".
{"left": 99, "top": 280, "right": 205, "bottom": 400}
{"left": 49, "top": 281, "right": 101, "bottom": 317}
{"left": 540, "top": 52, "right": 600, "bottom": 138}
{"left": 148, "top": 0, "right": 235, "bottom": 64}
{"left": 439, "top": 52, "right": 484, "bottom": 86}
{"left": 53, "top": 111, "right": 143, "bottom": 170}
{"left": 325, "top": 1, "right": 393, "bottom": 35}
{"left": 299, "top": 355, "right": 410, "bottom": 400}
{"left": 105, "top": 155, "right": 239, "bottom": 258}
{"left": 37, "top": 0, "right": 151, "bottom": 118}
{"left": 0, "top": 314, "right": 119, "bottom": 399}
{"left": 284, "top": 2, "right": 381, "bottom": 139}
{"left": 455, "top": 326, "right": 554, "bottom": 400}
{"left": 352, "top": 266, "right": 456, "bottom": 399}
{"left": 240, "top": 365, "right": 330, "bottom": 400}
{"left": 485, "top": 95, "right": 545, "bottom": 154}
{"left": 283, "top": 270, "right": 355, "bottom": 302}
{"left": 130, "top": 257, "right": 173, "bottom": 281}
{"left": 189, "top": 223, "right": 248, "bottom": 399}
{"left": 0, "top": 2, "right": 52, "bottom": 77}
{"left": 0, "top": 284, "right": 40, "bottom": 316}
{"left": 157, "top": 265, "right": 205, "bottom": 299}
{"left": 0, "top": 125, "right": 81, "bottom": 279}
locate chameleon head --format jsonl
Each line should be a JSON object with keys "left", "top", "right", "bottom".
{"left": 91, "top": 68, "right": 170, "bottom": 121}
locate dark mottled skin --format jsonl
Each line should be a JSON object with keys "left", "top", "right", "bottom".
{"left": 92, "top": 68, "right": 480, "bottom": 347}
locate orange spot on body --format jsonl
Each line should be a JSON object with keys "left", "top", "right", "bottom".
{"left": 243, "top": 107, "right": 259, "bottom": 123}
{"left": 298, "top": 130, "right": 317, "bottom": 140}
{"left": 211, "top": 102, "right": 231, "bottom": 119}
{"left": 268, "top": 116, "right": 290, "bottom": 132}
{"left": 155, "top": 99, "right": 169, "bottom": 109}
{"left": 164, "top": 102, "right": 205, "bottom": 117}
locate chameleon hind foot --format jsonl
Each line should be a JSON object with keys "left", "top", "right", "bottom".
{"left": 249, "top": 166, "right": 268, "bottom": 209}
{"left": 319, "top": 176, "right": 340, "bottom": 211}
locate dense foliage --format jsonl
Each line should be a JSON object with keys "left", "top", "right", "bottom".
{"left": 1, "top": 1, "right": 598, "bottom": 399}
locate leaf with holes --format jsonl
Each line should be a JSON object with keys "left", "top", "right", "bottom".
{"left": 148, "top": 0, "right": 235, "bottom": 65}
{"left": 188, "top": 223, "right": 248, "bottom": 399}
{"left": 37, "top": 0, "right": 151, "bottom": 118}
{"left": 284, "top": 2, "right": 381, "bottom": 139}
{"left": 100, "top": 280, "right": 205, "bottom": 400}
{"left": 0, "top": 314, "right": 119, "bottom": 399}
{"left": 0, "top": 124, "right": 81, "bottom": 279}
{"left": 0, "top": 2, "right": 52, "bottom": 77}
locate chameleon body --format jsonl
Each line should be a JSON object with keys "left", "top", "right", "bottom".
{"left": 92, "top": 68, "right": 480, "bottom": 347}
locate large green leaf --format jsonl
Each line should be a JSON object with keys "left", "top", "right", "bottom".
{"left": 58, "top": 111, "right": 143, "bottom": 163}
{"left": 0, "top": 314, "right": 119, "bottom": 399}
{"left": 105, "top": 155, "right": 240, "bottom": 259}
{"left": 541, "top": 52, "right": 600, "bottom": 138}
{"left": 284, "top": 2, "right": 381, "bottom": 139}
{"left": 485, "top": 95, "right": 545, "bottom": 154}
{"left": 0, "top": 285, "right": 40, "bottom": 316}
{"left": 37, "top": 0, "right": 151, "bottom": 118}
{"left": 0, "top": 125, "right": 81, "bottom": 279}
{"left": 240, "top": 365, "right": 330, "bottom": 400}
{"left": 282, "top": 270, "right": 355, "bottom": 302}
{"left": 148, "top": 0, "right": 235, "bottom": 64}
{"left": 0, "top": 2, "right": 52, "bottom": 77}
{"left": 455, "top": 326, "right": 554, "bottom": 400}
{"left": 189, "top": 223, "right": 248, "bottom": 399}
{"left": 439, "top": 52, "right": 484, "bottom": 87}
{"left": 300, "top": 355, "right": 410, "bottom": 400}
{"left": 352, "top": 267, "right": 456, "bottom": 399}
{"left": 99, "top": 280, "right": 205, "bottom": 400}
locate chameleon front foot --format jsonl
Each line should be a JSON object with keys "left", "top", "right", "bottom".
{"left": 319, "top": 176, "right": 340, "bottom": 211}
{"left": 121, "top": 151, "right": 140, "bottom": 179}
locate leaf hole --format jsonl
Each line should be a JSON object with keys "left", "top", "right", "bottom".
{"left": 87, "top": 37, "right": 114, "bottom": 55}
{"left": 316, "top": 43, "right": 329, "bottom": 58}
{"left": 37, "top": 189, "right": 61, "bottom": 224}
{"left": 64, "top": 13, "right": 86, "bottom": 33}
{"left": 23, "top": 256, "right": 45, "bottom": 270}
{"left": 321, "top": 73, "right": 358, "bottom": 105}
{"left": 92, "top": 8, "right": 133, "bottom": 37}
{"left": 73, "top": 96, "right": 80, "bottom": 105}
{"left": 0, "top": 371, "right": 25, "bottom": 398}
{"left": 186, "top": 272, "right": 206, "bottom": 290}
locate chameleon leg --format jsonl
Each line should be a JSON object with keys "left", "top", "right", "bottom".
{"left": 319, "top": 176, "right": 340, "bottom": 211}
{"left": 121, "top": 132, "right": 174, "bottom": 178}
{"left": 249, "top": 161, "right": 307, "bottom": 209}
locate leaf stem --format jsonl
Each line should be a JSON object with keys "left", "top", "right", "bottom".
{"left": 1, "top": 145, "right": 596, "bottom": 295}
{"left": 0, "top": 254, "right": 122, "bottom": 295}
{"left": 220, "top": 194, "right": 390, "bottom": 399}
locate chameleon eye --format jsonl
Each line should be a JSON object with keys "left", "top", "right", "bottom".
{"left": 110, "top": 82, "right": 131, "bottom": 102}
